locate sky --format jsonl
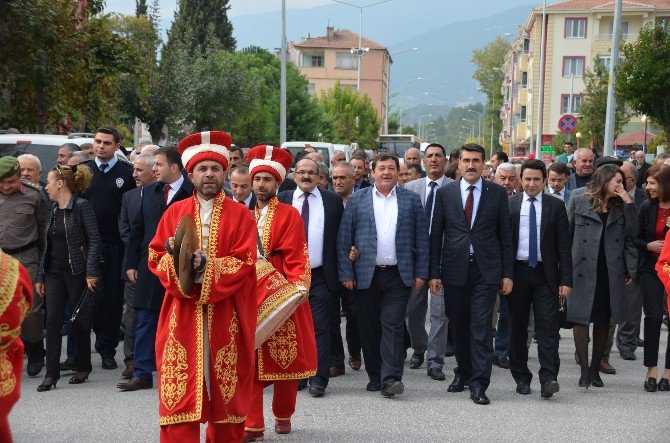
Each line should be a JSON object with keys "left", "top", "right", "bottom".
{"left": 105, "top": 0, "right": 332, "bottom": 19}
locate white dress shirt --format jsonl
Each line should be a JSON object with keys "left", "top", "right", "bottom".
{"left": 425, "top": 176, "right": 446, "bottom": 233}
{"left": 233, "top": 193, "right": 253, "bottom": 208}
{"left": 548, "top": 187, "right": 565, "bottom": 202}
{"left": 516, "top": 192, "right": 543, "bottom": 262}
{"left": 292, "top": 187, "right": 324, "bottom": 268}
{"left": 165, "top": 175, "right": 185, "bottom": 204}
{"left": 373, "top": 185, "right": 398, "bottom": 266}
{"left": 460, "top": 178, "right": 482, "bottom": 253}
{"left": 95, "top": 155, "right": 118, "bottom": 172}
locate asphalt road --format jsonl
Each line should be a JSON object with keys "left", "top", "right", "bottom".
{"left": 10, "top": 324, "right": 670, "bottom": 442}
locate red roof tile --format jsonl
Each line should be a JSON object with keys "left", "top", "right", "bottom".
{"left": 547, "top": 0, "right": 670, "bottom": 10}
{"left": 293, "top": 29, "right": 386, "bottom": 51}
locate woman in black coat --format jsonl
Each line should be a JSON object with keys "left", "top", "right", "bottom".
{"left": 632, "top": 164, "right": 670, "bottom": 392}
{"left": 35, "top": 164, "right": 101, "bottom": 391}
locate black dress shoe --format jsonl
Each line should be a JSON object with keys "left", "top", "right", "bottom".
{"left": 493, "top": 356, "right": 510, "bottom": 369}
{"left": 444, "top": 343, "right": 455, "bottom": 357}
{"left": 308, "top": 385, "right": 325, "bottom": 397}
{"left": 447, "top": 376, "right": 466, "bottom": 392}
{"left": 297, "top": 378, "right": 308, "bottom": 391}
{"left": 381, "top": 381, "right": 404, "bottom": 398}
{"left": 516, "top": 382, "right": 531, "bottom": 395}
{"left": 366, "top": 381, "right": 381, "bottom": 392}
{"left": 636, "top": 338, "right": 644, "bottom": 347}
{"left": 69, "top": 371, "right": 91, "bottom": 385}
{"left": 101, "top": 356, "right": 117, "bottom": 370}
{"left": 644, "top": 377, "right": 658, "bottom": 392}
{"left": 619, "top": 352, "right": 636, "bottom": 361}
{"left": 37, "top": 377, "right": 58, "bottom": 392}
{"left": 26, "top": 345, "right": 45, "bottom": 377}
{"left": 470, "top": 389, "right": 490, "bottom": 405}
{"left": 118, "top": 376, "right": 153, "bottom": 391}
{"left": 657, "top": 378, "right": 669, "bottom": 391}
{"left": 60, "top": 357, "right": 76, "bottom": 372}
{"left": 427, "top": 368, "right": 446, "bottom": 381}
{"left": 540, "top": 381, "right": 560, "bottom": 399}
{"left": 578, "top": 375, "right": 591, "bottom": 389}
{"left": 409, "top": 352, "right": 424, "bottom": 369}
{"left": 589, "top": 370, "right": 604, "bottom": 388}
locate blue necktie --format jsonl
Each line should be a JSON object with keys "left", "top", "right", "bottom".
{"left": 529, "top": 197, "right": 538, "bottom": 268}
{"left": 425, "top": 181, "right": 437, "bottom": 223}
{"left": 99, "top": 163, "right": 108, "bottom": 173}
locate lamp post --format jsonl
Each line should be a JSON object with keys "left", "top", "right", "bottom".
{"left": 463, "top": 118, "right": 475, "bottom": 139}
{"left": 399, "top": 77, "right": 422, "bottom": 128}
{"left": 576, "top": 132, "right": 582, "bottom": 149}
{"left": 280, "top": 0, "right": 287, "bottom": 144}
{"left": 333, "top": 0, "right": 392, "bottom": 93}
{"left": 419, "top": 114, "right": 432, "bottom": 140}
{"left": 641, "top": 115, "right": 649, "bottom": 152}
{"left": 468, "top": 109, "right": 484, "bottom": 142}
{"left": 385, "top": 47, "right": 418, "bottom": 134}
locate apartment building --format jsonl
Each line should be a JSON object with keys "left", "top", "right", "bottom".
{"left": 500, "top": 0, "right": 670, "bottom": 157}
{"left": 290, "top": 26, "right": 391, "bottom": 124}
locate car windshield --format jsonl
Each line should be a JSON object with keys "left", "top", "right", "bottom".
{"left": 0, "top": 143, "right": 59, "bottom": 180}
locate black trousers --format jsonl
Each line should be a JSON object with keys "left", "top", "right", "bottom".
{"left": 93, "top": 241, "right": 125, "bottom": 358}
{"left": 357, "top": 267, "right": 411, "bottom": 387}
{"left": 445, "top": 260, "right": 498, "bottom": 392}
{"left": 44, "top": 271, "right": 91, "bottom": 379}
{"left": 506, "top": 262, "right": 560, "bottom": 385}
{"left": 308, "top": 267, "right": 336, "bottom": 388}
{"left": 639, "top": 270, "right": 670, "bottom": 369}
{"left": 330, "top": 287, "right": 362, "bottom": 369}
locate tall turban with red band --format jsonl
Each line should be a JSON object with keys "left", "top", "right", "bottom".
{"left": 246, "top": 145, "right": 293, "bottom": 183}
{"left": 177, "top": 131, "right": 232, "bottom": 173}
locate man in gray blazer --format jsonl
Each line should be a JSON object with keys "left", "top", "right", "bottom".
{"left": 338, "top": 154, "right": 429, "bottom": 398}
{"left": 429, "top": 144, "right": 514, "bottom": 405}
{"left": 404, "top": 144, "right": 453, "bottom": 380}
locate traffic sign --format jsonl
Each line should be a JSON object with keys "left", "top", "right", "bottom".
{"left": 558, "top": 114, "right": 578, "bottom": 134}
{"left": 541, "top": 145, "right": 554, "bottom": 154}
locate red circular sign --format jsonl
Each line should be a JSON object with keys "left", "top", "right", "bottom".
{"left": 558, "top": 114, "right": 578, "bottom": 134}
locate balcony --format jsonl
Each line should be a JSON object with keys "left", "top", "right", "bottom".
{"left": 517, "top": 88, "right": 528, "bottom": 106}
{"left": 594, "top": 33, "right": 638, "bottom": 41}
{"left": 519, "top": 54, "right": 529, "bottom": 72}
{"left": 515, "top": 123, "right": 527, "bottom": 142}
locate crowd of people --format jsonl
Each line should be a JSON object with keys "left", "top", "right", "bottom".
{"left": 0, "top": 127, "right": 669, "bottom": 442}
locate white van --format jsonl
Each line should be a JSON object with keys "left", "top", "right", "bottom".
{"left": 281, "top": 141, "right": 336, "bottom": 167}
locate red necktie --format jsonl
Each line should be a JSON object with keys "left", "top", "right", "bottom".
{"left": 464, "top": 185, "right": 475, "bottom": 227}
{"left": 163, "top": 184, "right": 171, "bottom": 205}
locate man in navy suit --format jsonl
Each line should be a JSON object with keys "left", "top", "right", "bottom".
{"left": 429, "top": 144, "right": 513, "bottom": 405}
{"left": 120, "top": 147, "right": 194, "bottom": 391}
{"left": 230, "top": 166, "right": 256, "bottom": 210}
{"left": 278, "top": 158, "right": 344, "bottom": 397}
{"left": 338, "top": 153, "right": 429, "bottom": 398}
{"left": 547, "top": 162, "right": 571, "bottom": 203}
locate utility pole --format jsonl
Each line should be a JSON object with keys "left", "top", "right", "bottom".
{"left": 535, "top": 0, "right": 547, "bottom": 159}
{"left": 280, "top": 0, "right": 287, "bottom": 145}
{"left": 604, "top": 0, "right": 623, "bottom": 157}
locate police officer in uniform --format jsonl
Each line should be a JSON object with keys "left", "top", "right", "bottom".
{"left": 0, "top": 156, "right": 48, "bottom": 376}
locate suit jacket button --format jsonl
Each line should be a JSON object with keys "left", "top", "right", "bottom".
{"left": 583, "top": 239, "right": 587, "bottom": 243}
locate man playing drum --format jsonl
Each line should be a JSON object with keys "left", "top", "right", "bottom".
{"left": 148, "top": 131, "right": 258, "bottom": 442}
{"left": 243, "top": 145, "right": 317, "bottom": 442}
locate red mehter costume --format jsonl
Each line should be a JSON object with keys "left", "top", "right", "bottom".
{"left": 244, "top": 146, "right": 317, "bottom": 438}
{"left": 149, "top": 131, "right": 258, "bottom": 443}
{"left": 655, "top": 230, "right": 670, "bottom": 312}
{"left": 0, "top": 250, "right": 33, "bottom": 443}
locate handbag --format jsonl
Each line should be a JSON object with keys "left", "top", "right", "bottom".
{"left": 558, "top": 296, "right": 573, "bottom": 329}
{"left": 61, "top": 283, "right": 101, "bottom": 336}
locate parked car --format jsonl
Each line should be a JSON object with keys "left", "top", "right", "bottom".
{"left": 0, "top": 134, "right": 127, "bottom": 180}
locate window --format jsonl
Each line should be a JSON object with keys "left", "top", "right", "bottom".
{"left": 563, "top": 57, "right": 585, "bottom": 77}
{"left": 302, "top": 53, "right": 323, "bottom": 67}
{"left": 657, "top": 16, "right": 670, "bottom": 30}
{"left": 307, "top": 83, "right": 316, "bottom": 95}
{"left": 523, "top": 38, "right": 530, "bottom": 53}
{"left": 340, "top": 84, "right": 358, "bottom": 92}
{"left": 336, "top": 52, "right": 358, "bottom": 69}
{"left": 521, "top": 71, "right": 528, "bottom": 87}
{"left": 520, "top": 106, "right": 527, "bottom": 122}
{"left": 561, "top": 94, "right": 583, "bottom": 114}
{"left": 565, "top": 18, "right": 587, "bottom": 38}
{"left": 608, "top": 20, "right": 630, "bottom": 37}
{"left": 598, "top": 55, "right": 624, "bottom": 70}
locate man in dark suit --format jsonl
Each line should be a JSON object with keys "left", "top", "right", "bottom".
{"left": 635, "top": 150, "right": 650, "bottom": 188}
{"left": 429, "top": 143, "right": 513, "bottom": 405}
{"left": 350, "top": 156, "right": 372, "bottom": 191}
{"left": 338, "top": 154, "right": 429, "bottom": 398}
{"left": 230, "top": 165, "right": 256, "bottom": 209}
{"left": 507, "top": 160, "right": 573, "bottom": 399}
{"left": 120, "top": 147, "right": 194, "bottom": 391}
{"left": 118, "top": 153, "right": 156, "bottom": 379}
{"left": 278, "top": 158, "right": 343, "bottom": 397}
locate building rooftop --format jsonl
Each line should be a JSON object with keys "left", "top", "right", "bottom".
{"left": 293, "top": 27, "right": 386, "bottom": 51}
{"left": 546, "top": 0, "right": 670, "bottom": 10}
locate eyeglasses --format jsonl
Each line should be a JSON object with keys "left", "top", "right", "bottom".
{"left": 295, "top": 170, "right": 318, "bottom": 176}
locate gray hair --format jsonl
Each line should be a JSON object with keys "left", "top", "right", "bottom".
{"left": 134, "top": 153, "right": 155, "bottom": 169}
{"left": 71, "top": 151, "right": 93, "bottom": 163}
{"left": 59, "top": 143, "right": 79, "bottom": 156}
{"left": 17, "top": 153, "right": 42, "bottom": 172}
{"left": 140, "top": 144, "right": 160, "bottom": 156}
{"left": 495, "top": 162, "right": 517, "bottom": 177}
{"left": 655, "top": 153, "right": 670, "bottom": 164}
{"left": 574, "top": 148, "right": 594, "bottom": 161}
{"left": 332, "top": 161, "right": 355, "bottom": 178}
{"left": 317, "top": 161, "right": 329, "bottom": 178}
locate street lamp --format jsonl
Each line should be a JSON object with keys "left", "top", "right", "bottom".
{"left": 419, "top": 114, "right": 432, "bottom": 140}
{"left": 399, "top": 77, "right": 422, "bottom": 128}
{"left": 468, "top": 109, "right": 484, "bottom": 141}
{"left": 333, "top": 0, "right": 392, "bottom": 93}
{"left": 385, "top": 47, "right": 418, "bottom": 134}
{"left": 463, "top": 118, "right": 475, "bottom": 139}
{"left": 641, "top": 115, "right": 649, "bottom": 152}
{"left": 575, "top": 132, "right": 582, "bottom": 149}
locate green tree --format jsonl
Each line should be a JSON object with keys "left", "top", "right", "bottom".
{"left": 165, "top": 0, "right": 236, "bottom": 56}
{"left": 576, "top": 58, "right": 630, "bottom": 148}
{"left": 387, "top": 114, "right": 400, "bottom": 134}
{"left": 317, "top": 82, "right": 381, "bottom": 148}
{"left": 471, "top": 36, "right": 509, "bottom": 153}
{"left": 617, "top": 24, "right": 670, "bottom": 137}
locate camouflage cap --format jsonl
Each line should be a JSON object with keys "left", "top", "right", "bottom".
{"left": 0, "top": 156, "right": 20, "bottom": 180}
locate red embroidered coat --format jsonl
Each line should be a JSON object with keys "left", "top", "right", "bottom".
{"left": 655, "top": 230, "right": 670, "bottom": 312}
{"left": 254, "top": 197, "right": 317, "bottom": 381}
{"left": 149, "top": 192, "right": 257, "bottom": 426}
{"left": 0, "top": 251, "right": 32, "bottom": 443}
